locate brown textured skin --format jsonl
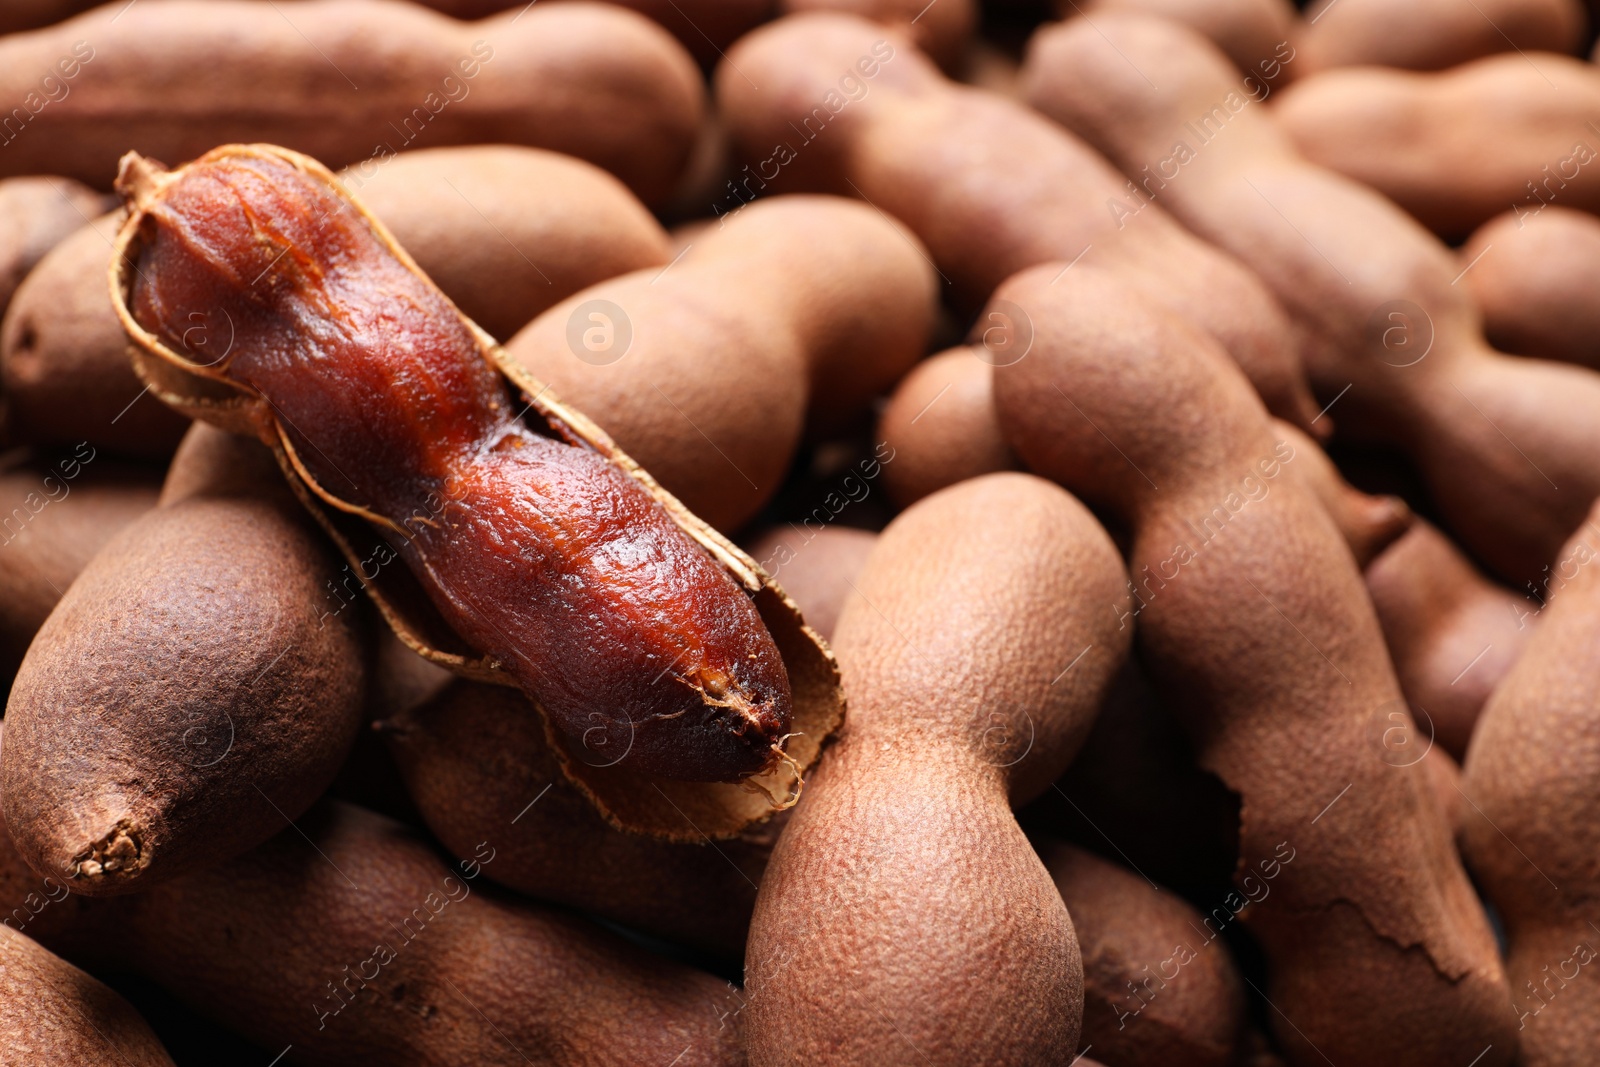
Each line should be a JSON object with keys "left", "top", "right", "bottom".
{"left": 745, "top": 473, "right": 1130, "bottom": 1065}
{"left": 341, "top": 146, "right": 670, "bottom": 343}
{"left": 0, "top": 423, "right": 367, "bottom": 895}
{"left": 0, "top": 453, "right": 161, "bottom": 686}
{"left": 780, "top": 0, "right": 976, "bottom": 69}
{"left": 33, "top": 800, "right": 747, "bottom": 1066}
{"left": 504, "top": 195, "right": 935, "bottom": 533}
{"left": 1039, "top": 841, "right": 1245, "bottom": 1067}
{"left": 1023, "top": 14, "right": 1600, "bottom": 586}
{"left": 384, "top": 679, "right": 774, "bottom": 957}
{"left": 876, "top": 347, "right": 1020, "bottom": 508}
{"left": 716, "top": 14, "right": 1322, "bottom": 433}
{"left": 1, "top": 213, "right": 191, "bottom": 459}
{"left": 0, "top": 175, "right": 108, "bottom": 319}
{"left": 1461, "top": 501, "right": 1600, "bottom": 1066}
{"left": 1073, "top": 0, "right": 1298, "bottom": 76}
{"left": 0, "top": 925, "right": 176, "bottom": 1066}
{"left": 989, "top": 265, "right": 1514, "bottom": 1066}
{"left": 1461, "top": 206, "right": 1600, "bottom": 369}
{"left": 1365, "top": 518, "right": 1535, "bottom": 760}
{"left": 0, "top": 0, "right": 703, "bottom": 206}
{"left": 1275, "top": 53, "right": 1600, "bottom": 240}
{"left": 1297, "top": 0, "right": 1585, "bottom": 73}
{"left": 743, "top": 525, "right": 877, "bottom": 642}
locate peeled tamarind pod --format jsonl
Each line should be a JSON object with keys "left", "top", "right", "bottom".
{"left": 1039, "top": 840, "right": 1246, "bottom": 1067}
{"left": 716, "top": 13, "right": 1322, "bottom": 433}
{"left": 0, "top": 175, "right": 109, "bottom": 319}
{"left": 989, "top": 264, "right": 1514, "bottom": 1066}
{"left": 504, "top": 194, "right": 936, "bottom": 532}
{"left": 1069, "top": 0, "right": 1298, "bottom": 78}
{"left": 0, "top": 450, "right": 161, "bottom": 688}
{"left": 876, "top": 347, "right": 1020, "bottom": 508}
{"left": 744, "top": 525, "right": 877, "bottom": 642}
{"left": 115, "top": 146, "right": 841, "bottom": 824}
{"left": 2, "top": 213, "right": 191, "bottom": 459}
{"left": 1297, "top": 0, "right": 1584, "bottom": 74}
{"left": 1023, "top": 14, "right": 1600, "bottom": 584}
{"left": 1275, "top": 53, "right": 1600, "bottom": 239}
{"left": 1460, "top": 206, "right": 1600, "bottom": 369}
{"left": 745, "top": 473, "right": 1130, "bottom": 1064}
{"left": 383, "top": 678, "right": 775, "bottom": 957}
{"left": 340, "top": 146, "right": 670, "bottom": 343}
{"left": 779, "top": 0, "right": 977, "bottom": 70}
{"left": 98, "top": 801, "right": 747, "bottom": 1066}
{"left": 0, "top": 925, "right": 176, "bottom": 1066}
{"left": 0, "top": 1, "right": 703, "bottom": 206}
{"left": 0, "top": 424, "right": 367, "bottom": 896}
{"left": 1366, "top": 518, "right": 1535, "bottom": 760}
{"left": 1461, "top": 503, "right": 1600, "bottom": 1065}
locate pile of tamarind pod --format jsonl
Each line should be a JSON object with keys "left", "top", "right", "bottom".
{"left": 3, "top": 0, "right": 1600, "bottom": 1063}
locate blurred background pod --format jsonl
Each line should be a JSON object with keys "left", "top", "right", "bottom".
{"left": 0, "top": 0, "right": 706, "bottom": 206}
{"left": 503, "top": 193, "right": 937, "bottom": 534}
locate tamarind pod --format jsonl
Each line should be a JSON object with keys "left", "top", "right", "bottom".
{"left": 0, "top": 0, "right": 703, "bottom": 206}
{"left": 1067, "top": 0, "right": 1298, "bottom": 78}
{"left": 1365, "top": 518, "right": 1535, "bottom": 760}
{"left": 876, "top": 347, "right": 1020, "bottom": 508}
{"left": 0, "top": 175, "right": 109, "bottom": 320}
{"left": 1275, "top": 52, "right": 1600, "bottom": 239}
{"left": 0, "top": 925, "right": 176, "bottom": 1066}
{"left": 1460, "top": 206, "right": 1600, "bottom": 370}
{"left": 2, "top": 214, "right": 191, "bottom": 459}
{"left": 1023, "top": 662, "right": 1242, "bottom": 907}
{"left": 0, "top": 0, "right": 774, "bottom": 65}
{"left": 989, "top": 263, "right": 1514, "bottom": 1066}
{"left": 1039, "top": 840, "right": 1246, "bottom": 1067}
{"left": 504, "top": 194, "right": 936, "bottom": 533}
{"left": 1460, "top": 500, "right": 1600, "bottom": 1066}
{"left": 0, "top": 423, "right": 368, "bottom": 896}
{"left": 115, "top": 146, "right": 839, "bottom": 815}
{"left": 1273, "top": 420, "right": 1412, "bottom": 568}
{"left": 875, "top": 367, "right": 1405, "bottom": 570}
{"left": 95, "top": 800, "right": 745, "bottom": 1066}
{"left": 779, "top": 0, "right": 976, "bottom": 70}
{"left": 745, "top": 473, "right": 1131, "bottom": 1065}
{"left": 716, "top": 13, "right": 1322, "bottom": 434}
{"left": 341, "top": 146, "right": 670, "bottom": 343}
{"left": 0, "top": 451, "right": 161, "bottom": 689}
{"left": 383, "top": 678, "right": 774, "bottom": 957}
{"left": 0, "top": 728, "right": 96, "bottom": 953}
{"left": 742, "top": 525, "right": 877, "bottom": 643}
{"left": 1296, "top": 0, "right": 1585, "bottom": 74}
{"left": 1022, "top": 14, "right": 1600, "bottom": 585}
